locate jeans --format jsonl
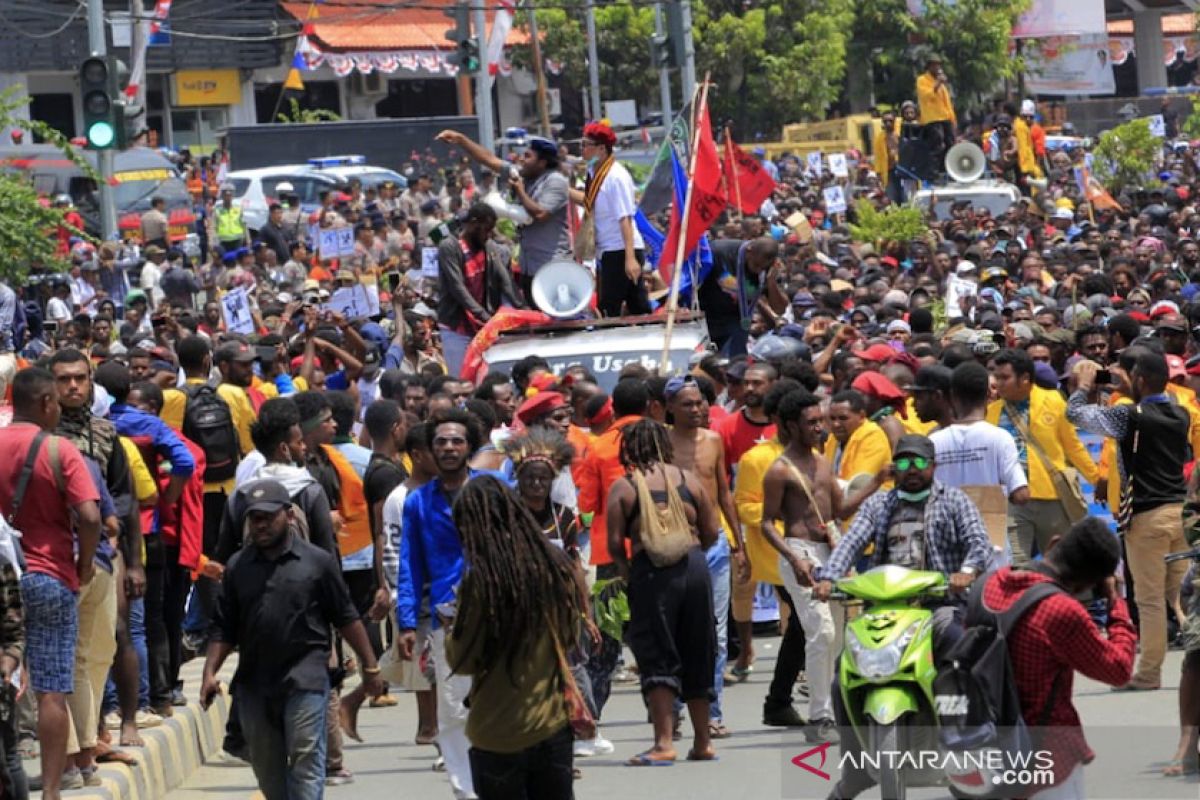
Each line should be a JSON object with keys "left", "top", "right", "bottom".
{"left": 439, "top": 327, "right": 473, "bottom": 378}
{"left": 468, "top": 725, "right": 574, "bottom": 800}
{"left": 105, "top": 597, "right": 150, "bottom": 713}
{"left": 238, "top": 686, "right": 328, "bottom": 800}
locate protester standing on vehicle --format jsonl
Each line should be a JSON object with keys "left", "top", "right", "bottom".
{"left": 571, "top": 121, "right": 648, "bottom": 317}
{"left": 200, "top": 479, "right": 384, "bottom": 800}
{"left": 446, "top": 476, "right": 586, "bottom": 799}
{"left": 1068, "top": 352, "right": 1190, "bottom": 691}
{"left": 436, "top": 130, "right": 571, "bottom": 297}
{"left": 915, "top": 54, "right": 956, "bottom": 173}
{"left": 436, "top": 204, "right": 524, "bottom": 377}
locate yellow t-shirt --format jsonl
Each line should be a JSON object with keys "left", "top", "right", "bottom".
{"left": 120, "top": 437, "right": 158, "bottom": 505}
{"left": 161, "top": 378, "right": 256, "bottom": 494}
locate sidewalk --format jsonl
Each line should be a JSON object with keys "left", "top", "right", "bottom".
{"left": 26, "top": 657, "right": 235, "bottom": 800}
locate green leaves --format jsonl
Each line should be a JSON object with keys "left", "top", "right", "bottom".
{"left": 0, "top": 86, "right": 97, "bottom": 284}
{"left": 1092, "top": 117, "right": 1161, "bottom": 194}
{"left": 847, "top": 199, "right": 928, "bottom": 251}
{"left": 591, "top": 577, "right": 630, "bottom": 643}
{"left": 276, "top": 98, "right": 341, "bottom": 124}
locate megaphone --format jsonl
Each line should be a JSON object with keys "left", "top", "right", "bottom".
{"left": 482, "top": 190, "right": 532, "bottom": 226}
{"left": 531, "top": 258, "right": 594, "bottom": 319}
{"left": 945, "top": 142, "right": 986, "bottom": 184}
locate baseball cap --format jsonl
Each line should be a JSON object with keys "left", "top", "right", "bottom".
{"left": 859, "top": 343, "right": 898, "bottom": 363}
{"left": 910, "top": 365, "right": 952, "bottom": 394}
{"left": 216, "top": 341, "right": 257, "bottom": 364}
{"left": 893, "top": 434, "right": 935, "bottom": 461}
{"left": 242, "top": 480, "right": 292, "bottom": 515}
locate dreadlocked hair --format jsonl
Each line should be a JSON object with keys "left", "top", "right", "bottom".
{"left": 505, "top": 426, "right": 576, "bottom": 474}
{"left": 449, "top": 475, "right": 584, "bottom": 678}
{"left": 619, "top": 418, "right": 674, "bottom": 473}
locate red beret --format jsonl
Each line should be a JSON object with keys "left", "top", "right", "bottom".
{"left": 851, "top": 372, "right": 908, "bottom": 418}
{"left": 583, "top": 121, "right": 616, "bottom": 147}
{"left": 516, "top": 391, "right": 567, "bottom": 425}
{"left": 858, "top": 343, "right": 899, "bottom": 364}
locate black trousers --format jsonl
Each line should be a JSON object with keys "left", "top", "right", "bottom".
{"left": 766, "top": 588, "right": 807, "bottom": 711}
{"left": 596, "top": 249, "right": 650, "bottom": 318}
{"left": 145, "top": 536, "right": 188, "bottom": 706}
{"left": 193, "top": 490, "right": 227, "bottom": 641}
{"left": 469, "top": 725, "right": 574, "bottom": 800}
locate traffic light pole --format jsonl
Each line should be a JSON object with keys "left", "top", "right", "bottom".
{"left": 585, "top": 2, "right": 601, "bottom": 121}
{"left": 654, "top": 3, "right": 671, "bottom": 127}
{"left": 473, "top": 2, "right": 494, "bottom": 150}
{"left": 680, "top": 0, "right": 696, "bottom": 105}
{"left": 86, "top": 0, "right": 117, "bottom": 240}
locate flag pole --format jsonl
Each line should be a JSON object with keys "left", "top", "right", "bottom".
{"left": 660, "top": 74, "right": 710, "bottom": 373}
{"left": 725, "top": 125, "right": 744, "bottom": 220}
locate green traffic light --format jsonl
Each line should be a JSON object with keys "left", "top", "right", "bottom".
{"left": 88, "top": 120, "right": 115, "bottom": 148}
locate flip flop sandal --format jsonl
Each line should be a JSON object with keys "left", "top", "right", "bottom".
{"left": 708, "top": 722, "right": 732, "bottom": 739}
{"left": 1163, "top": 759, "right": 1199, "bottom": 776}
{"left": 96, "top": 749, "right": 139, "bottom": 766}
{"left": 687, "top": 749, "right": 719, "bottom": 762}
{"left": 729, "top": 665, "right": 753, "bottom": 683}
{"left": 627, "top": 751, "right": 676, "bottom": 767}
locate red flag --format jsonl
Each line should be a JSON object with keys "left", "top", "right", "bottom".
{"left": 723, "top": 136, "right": 776, "bottom": 214}
{"left": 660, "top": 94, "right": 727, "bottom": 273}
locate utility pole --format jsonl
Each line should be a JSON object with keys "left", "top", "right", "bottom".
{"left": 679, "top": 0, "right": 696, "bottom": 104}
{"left": 473, "top": 1, "right": 494, "bottom": 149}
{"left": 129, "top": 0, "right": 147, "bottom": 112}
{"left": 653, "top": 2, "right": 672, "bottom": 126}
{"left": 585, "top": 1, "right": 601, "bottom": 121}
{"left": 86, "top": 0, "right": 117, "bottom": 240}
{"left": 527, "top": 2, "right": 552, "bottom": 136}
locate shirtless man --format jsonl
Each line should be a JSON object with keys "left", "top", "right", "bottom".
{"left": 760, "top": 389, "right": 883, "bottom": 744}
{"left": 666, "top": 375, "right": 749, "bottom": 738}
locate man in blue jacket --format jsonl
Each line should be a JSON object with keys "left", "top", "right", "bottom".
{"left": 396, "top": 408, "right": 496, "bottom": 800}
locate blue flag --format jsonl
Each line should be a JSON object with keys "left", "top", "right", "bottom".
{"left": 636, "top": 147, "right": 712, "bottom": 307}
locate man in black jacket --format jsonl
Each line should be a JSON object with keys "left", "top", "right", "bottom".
{"left": 697, "top": 237, "right": 788, "bottom": 356}
{"left": 436, "top": 203, "right": 524, "bottom": 375}
{"left": 258, "top": 204, "right": 292, "bottom": 264}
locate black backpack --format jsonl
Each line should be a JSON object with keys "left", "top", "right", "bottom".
{"left": 933, "top": 575, "right": 1064, "bottom": 797}
{"left": 182, "top": 383, "right": 240, "bottom": 483}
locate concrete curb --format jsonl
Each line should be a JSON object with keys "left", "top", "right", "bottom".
{"left": 70, "top": 690, "right": 231, "bottom": 800}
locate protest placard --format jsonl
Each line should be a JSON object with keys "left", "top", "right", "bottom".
{"left": 221, "top": 286, "right": 255, "bottom": 335}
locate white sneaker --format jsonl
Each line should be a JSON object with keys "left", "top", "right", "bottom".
{"left": 136, "top": 709, "right": 164, "bottom": 728}
{"left": 573, "top": 739, "right": 595, "bottom": 757}
{"left": 104, "top": 712, "right": 122, "bottom": 730}
{"left": 590, "top": 735, "right": 614, "bottom": 755}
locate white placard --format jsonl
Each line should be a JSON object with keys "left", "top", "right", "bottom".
{"left": 318, "top": 228, "right": 340, "bottom": 259}
{"left": 604, "top": 99, "right": 639, "bottom": 128}
{"left": 1147, "top": 114, "right": 1166, "bottom": 139}
{"left": 827, "top": 153, "right": 849, "bottom": 177}
{"left": 823, "top": 185, "right": 847, "bottom": 215}
{"left": 421, "top": 246, "right": 440, "bottom": 278}
{"left": 325, "top": 284, "right": 376, "bottom": 320}
{"left": 806, "top": 152, "right": 823, "bottom": 175}
{"left": 335, "top": 226, "right": 356, "bottom": 257}
{"left": 220, "top": 286, "right": 255, "bottom": 335}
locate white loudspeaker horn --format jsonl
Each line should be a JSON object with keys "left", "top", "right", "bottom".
{"left": 482, "top": 190, "right": 533, "bottom": 226}
{"left": 945, "top": 142, "right": 986, "bottom": 184}
{"left": 531, "top": 258, "right": 595, "bottom": 318}
{"left": 1027, "top": 176, "right": 1049, "bottom": 193}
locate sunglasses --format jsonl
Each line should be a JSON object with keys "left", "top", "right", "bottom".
{"left": 894, "top": 456, "right": 930, "bottom": 471}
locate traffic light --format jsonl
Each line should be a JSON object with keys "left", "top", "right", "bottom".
{"left": 651, "top": 33, "right": 672, "bottom": 68}
{"left": 80, "top": 55, "right": 119, "bottom": 150}
{"left": 444, "top": 2, "right": 480, "bottom": 74}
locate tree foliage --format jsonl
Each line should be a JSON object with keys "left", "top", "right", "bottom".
{"left": 277, "top": 98, "right": 341, "bottom": 124}
{"left": 0, "top": 87, "right": 93, "bottom": 284}
{"left": 1092, "top": 118, "right": 1161, "bottom": 193}
{"left": 916, "top": 0, "right": 1031, "bottom": 112}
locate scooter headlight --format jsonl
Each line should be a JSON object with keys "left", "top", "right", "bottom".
{"left": 846, "top": 619, "right": 924, "bottom": 681}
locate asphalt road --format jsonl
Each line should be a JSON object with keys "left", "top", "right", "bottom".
{"left": 164, "top": 639, "right": 1196, "bottom": 800}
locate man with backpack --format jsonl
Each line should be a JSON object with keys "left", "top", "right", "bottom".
{"left": 161, "top": 336, "right": 253, "bottom": 644}
{"left": 980, "top": 517, "right": 1136, "bottom": 799}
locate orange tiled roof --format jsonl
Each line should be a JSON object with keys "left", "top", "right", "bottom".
{"left": 1108, "top": 13, "right": 1196, "bottom": 36}
{"left": 283, "top": 0, "right": 528, "bottom": 52}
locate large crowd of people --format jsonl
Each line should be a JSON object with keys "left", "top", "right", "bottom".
{"left": 0, "top": 81, "right": 1198, "bottom": 800}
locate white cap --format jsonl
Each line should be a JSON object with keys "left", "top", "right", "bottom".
{"left": 1021, "top": 99, "right": 1036, "bottom": 117}
{"left": 956, "top": 260, "right": 977, "bottom": 274}
{"left": 275, "top": 182, "right": 295, "bottom": 193}
{"left": 1053, "top": 207, "right": 1074, "bottom": 220}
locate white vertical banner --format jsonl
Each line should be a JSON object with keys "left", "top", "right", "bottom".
{"left": 485, "top": 0, "right": 515, "bottom": 89}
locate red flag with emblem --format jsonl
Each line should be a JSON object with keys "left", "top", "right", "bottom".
{"left": 659, "top": 92, "right": 726, "bottom": 270}
{"left": 723, "top": 135, "right": 776, "bottom": 214}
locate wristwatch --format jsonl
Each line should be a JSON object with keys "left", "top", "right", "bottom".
{"left": 960, "top": 566, "right": 977, "bottom": 576}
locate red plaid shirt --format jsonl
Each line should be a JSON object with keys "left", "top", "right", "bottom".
{"left": 982, "top": 567, "right": 1137, "bottom": 786}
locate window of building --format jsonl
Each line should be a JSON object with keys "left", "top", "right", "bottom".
{"left": 375, "top": 79, "right": 458, "bottom": 119}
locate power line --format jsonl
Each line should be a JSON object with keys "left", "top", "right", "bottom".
{"left": 0, "top": 0, "right": 85, "bottom": 39}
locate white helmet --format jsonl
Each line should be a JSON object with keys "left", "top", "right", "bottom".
{"left": 54, "top": 193, "right": 72, "bottom": 206}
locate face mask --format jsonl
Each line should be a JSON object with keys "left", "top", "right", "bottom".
{"left": 897, "top": 488, "right": 931, "bottom": 503}
{"left": 587, "top": 156, "right": 600, "bottom": 170}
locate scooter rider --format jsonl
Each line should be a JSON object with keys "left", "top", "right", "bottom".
{"left": 801, "top": 434, "right": 993, "bottom": 800}
{"left": 805, "top": 434, "right": 993, "bottom": 646}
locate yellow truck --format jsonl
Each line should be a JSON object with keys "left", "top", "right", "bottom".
{"left": 758, "top": 113, "right": 878, "bottom": 159}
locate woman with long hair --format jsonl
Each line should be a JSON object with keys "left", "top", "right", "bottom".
{"left": 605, "top": 419, "right": 720, "bottom": 766}
{"left": 445, "top": 475, "right": 586, "bottom": 799}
